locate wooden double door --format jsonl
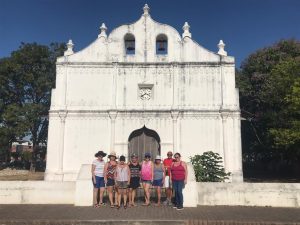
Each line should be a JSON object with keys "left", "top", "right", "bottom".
{"left": 128, "top": 126, "right": 160, "bottom": 161}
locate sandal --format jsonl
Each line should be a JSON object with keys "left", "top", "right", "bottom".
{"left": 116, "top": 205, "right": 120, "bottom": 209}
{"left": 93, "top": 204, "right": 99, "bottom": 208}
{"left": 110, "top": 204, "right": 115, "bottom": 208}
{"left": 99, "top": 202, "right": 106, "bottom": 206}
{"left": 142, "top": 203, "right": 150, "bottom": 206}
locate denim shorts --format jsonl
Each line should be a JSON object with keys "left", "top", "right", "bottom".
{"left": 93, "top": 176, "right": 105, "bottom": 188}
{"left": 141, "top": 179, "right": 152, "bottom": 185}
{"left": 106, "top": 178, "right": 115, "bottom": 187}
{"left": 153, "top": 179, "right": 163, "bottom": 187}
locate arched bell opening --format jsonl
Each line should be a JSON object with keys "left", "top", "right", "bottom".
{"left": 124, "top": 33, "right": 135, "bottom": 55}
{"left": 156, "top": 34, "right": 168, "bottom": 55}
{"left": 128, "top": 125, "right": 161, "bottom": 161}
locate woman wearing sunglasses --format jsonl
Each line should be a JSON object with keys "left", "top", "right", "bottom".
{"left": 171, "top": 152, "right": 188, "bottom": 210}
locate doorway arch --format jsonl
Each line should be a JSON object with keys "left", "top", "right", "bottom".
{"left": 128, "top": 125, "right": 161, "bottom": 161}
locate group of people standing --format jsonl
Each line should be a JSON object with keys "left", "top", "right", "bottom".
{"left": 91, "top": 150, "right": 188, "bottom": 210}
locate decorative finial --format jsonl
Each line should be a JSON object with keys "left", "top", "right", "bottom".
{"left": 143, "top": 4, "right": 150, "bottom": 15}
{"left": 182, "top": 22, "right": 191, "bottom": 39}
{"left": 98, "top": 23, "right": 107, "bottom": 38}
{"left": 218, "top": 40, "right": 227, "bottom": 56}
{"left": 64, "top": 39, "right": 74, "bottom": 56}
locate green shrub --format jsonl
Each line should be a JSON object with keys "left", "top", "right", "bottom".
{"left": 190, "top": 151, "right": 231, "bottom": 182}
{"left": 21, "top": 151, "right": 32, "bottom": 162}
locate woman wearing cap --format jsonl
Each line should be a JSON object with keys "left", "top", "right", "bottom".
{"left": 128, "top": 153, "right": 141, "bottom": 207}
{"left": 141, "top": 152, "right": 154, "bottom": 206}
{"left": 115, "top": 155, "right": 130, "bottom": 209}
{"left": 91, "top": 150, "right": 107, "bottom": 207}
{"left": 163, "top": 151, "right": 174, "bottom": 206}
{"left": 104, "top": 151, "right": 117, "bottom": 208}
{"left": 171, "top": 152, "right": 188, "bottom": 210}
{"left": 153, "top": 155, "right": 165, "bottom": 206}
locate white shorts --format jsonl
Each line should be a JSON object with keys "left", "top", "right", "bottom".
{"left": 164, "top": 176, "right": 171, "bottom": 188}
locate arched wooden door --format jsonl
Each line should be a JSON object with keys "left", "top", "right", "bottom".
{"left": 128, "top": 126, "right": 160, "bottom": 161}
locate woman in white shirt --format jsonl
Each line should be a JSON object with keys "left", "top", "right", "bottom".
{"left": 115, "top": 155, "right": 130, "bottom": 209}
{"left": 91, "top": 150, "right": 107, "bottom": 207}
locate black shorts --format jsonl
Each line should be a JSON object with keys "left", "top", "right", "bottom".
{"left": 106, "top": 178, "right": 115, "bottom": 187}
{"left": 128, "top": 177, "right": 140, "bottom": 189}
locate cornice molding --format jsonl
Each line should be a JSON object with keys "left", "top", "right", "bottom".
{"left": 56, "top": 61, "right": 234, "bottom": 67}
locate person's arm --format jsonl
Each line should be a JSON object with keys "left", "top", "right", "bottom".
{"left": 127, "top": 165, "right": 131, "bottom": 184}
{"left": 139, "top": 163, "right": 142, "bottom": 181}
{"left": 104, "top": 163, "right": 108, "bottom": 183}
{"left": 183, "top": 161, "right": 188, "bottom": 184}
{"left": 162, "top": 164, "right": 165, "bottom": 184}
{"left": 151, "top": 162, "right": 154, "bottom": 182}
{"left": 170, "top": 162, "right": 174, "bottom": 181}
{"left": 91, "top": 163, "right": 96, "bottom": 184}
{"left": 114, "top": 165, "right": 118, "bottom": 180}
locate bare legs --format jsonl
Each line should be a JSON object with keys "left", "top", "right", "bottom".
{"left": 142, "top": 182, "right": 151, "bottom": 205}
{"left": 114, "top": 191, "right": 118, "bottom": 205}
{"left": 93, "top": 187, "right": 105, "bottom": 206}
{"left": 128, "top": 188, "right": 137, "bottom": 206}
{"left": 107, "top": 186, "right": 114, "bottom": 206}
{"left": 93, "top": 188, "right": 98, "bottom": 206}
{"left": 117, "top": 188, "right": 127, "bottom": 208}
{"left": 99, "top": 187, "right": 105, "bottom": 204}
{"left": 155, "top": 186, "right": 161, "bottom": 206}
{"left": 166, "top": 188, "right": 172, "bottom": 202}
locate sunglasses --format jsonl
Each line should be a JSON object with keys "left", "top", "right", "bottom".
{"left": 145, "top": 156, "right": 150, "bottom": 158}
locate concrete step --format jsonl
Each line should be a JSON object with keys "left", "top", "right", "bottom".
{"left": 1, "top": 220, "right": 299, "bottom": 225}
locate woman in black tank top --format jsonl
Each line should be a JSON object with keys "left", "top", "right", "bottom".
{"left": 128, "top": 154, "right": 141, "bottom": 207}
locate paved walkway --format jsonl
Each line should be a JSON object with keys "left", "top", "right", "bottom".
{"left": 0, "top": 204, "right": 300, "bottom": 225}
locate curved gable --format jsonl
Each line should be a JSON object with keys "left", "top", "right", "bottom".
{"left": 58, "top": 5, "right": 233, "bottom": 64}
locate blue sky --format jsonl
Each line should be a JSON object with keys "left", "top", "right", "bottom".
{"left": 1, "top": 0, "right": 299, "bottom": 67}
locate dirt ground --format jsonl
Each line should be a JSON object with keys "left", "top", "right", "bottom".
{"left": 0, "top": 169, "right": 44, "bottom": 181}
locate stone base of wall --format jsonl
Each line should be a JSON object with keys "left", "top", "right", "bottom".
{"left": 197, "top": 182, "right": 300, "bottom": 207}
{"left": 0, "top": 181, "right": 299, "bottom": 207}
{"left": 0, "top": 181, "right": 75, "bottom": 204}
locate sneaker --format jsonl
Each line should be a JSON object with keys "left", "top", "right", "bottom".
{"left": 172, "top": 205, "right": 178, "bottom": 209}
{"left": 167, "top": 201, "right": 173, "bottom": 206}
{"left": 163, "top": 200, "right": 168, "bottom": 206}
{"left": 176, "top": 206, "right": 184, "bottom": 210}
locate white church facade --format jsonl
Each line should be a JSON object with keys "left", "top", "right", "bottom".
{"left": 45, "top": 4, "right": 243, "bottom": 183}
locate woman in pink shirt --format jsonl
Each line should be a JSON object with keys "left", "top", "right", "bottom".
{"left": 141, "top": 152, "right": 153, "bottom": 206}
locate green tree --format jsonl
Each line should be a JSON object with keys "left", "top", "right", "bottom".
{"left": 0, "top": 42, "right": 65, "bottom": 163}
{"left": 237, "top": 39, "right": 300, "bottom": 165}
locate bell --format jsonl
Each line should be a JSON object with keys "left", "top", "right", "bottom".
{"left": 126, "top": 41, "right": 135, "bottom": 51}
{"left": 157, "top": 40, "right": 166, "bottom": 51}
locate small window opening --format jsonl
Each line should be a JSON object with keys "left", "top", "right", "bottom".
{"left": 124, "top": 33, "right": 135, "bottom": 55}
{"left": 156, "top": 34, "right": 168, "bottom": 55}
